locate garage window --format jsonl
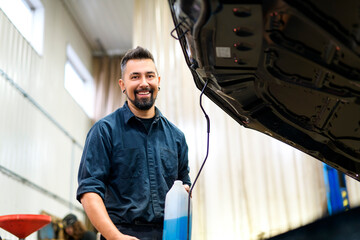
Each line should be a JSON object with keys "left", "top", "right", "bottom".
{"left": 64, "top": 44, "right": 95, "bottom": 118}
{"left": 0, "top": 0, "right": 44, "bottom": 55}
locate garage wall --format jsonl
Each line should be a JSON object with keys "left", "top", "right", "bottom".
{"left": 0, "top": 1, "right": 92, "bottom": 239}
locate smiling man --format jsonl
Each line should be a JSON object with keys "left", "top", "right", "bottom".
{"left": 77, "top": 46, "right": 191, "bottom": 240}
{"left": 120, "top": 55, "right": 159, "bottom": 116}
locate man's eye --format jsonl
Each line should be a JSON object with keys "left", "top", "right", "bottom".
{"left": 131, "top": 76, "right": 139, "bottom": 79}
{"left": 148, "top": 75, "right": 155, "bottom": 78}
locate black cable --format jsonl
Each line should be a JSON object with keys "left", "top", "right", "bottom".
{"left": 187, "top": 79, "right": 210, "bottom": 240}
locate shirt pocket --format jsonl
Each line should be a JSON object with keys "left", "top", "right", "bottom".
{"left": 160, "top": 148, "right": 178, "bottom": 178}
{"left": 112, "top": 148, "right": 144, "bottom": 179}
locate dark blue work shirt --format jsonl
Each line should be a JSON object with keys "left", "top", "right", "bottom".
{"left": 77, "top": 102, "right": 191, "bottom": 225}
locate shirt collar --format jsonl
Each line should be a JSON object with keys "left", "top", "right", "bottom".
{"left": 123, "top": 101, "right": 162, "bottom": 124}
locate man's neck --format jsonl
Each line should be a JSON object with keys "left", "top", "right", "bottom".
{"left": 128, "top": 102, "right": 156, "bottom": 119}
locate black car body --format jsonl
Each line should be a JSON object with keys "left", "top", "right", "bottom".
{"left": 168, "top": 0, "right": 360, "bottom": 181}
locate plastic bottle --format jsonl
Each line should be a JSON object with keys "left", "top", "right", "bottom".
{"left": 163, "top": 180, "right": 192, "bottom": 240}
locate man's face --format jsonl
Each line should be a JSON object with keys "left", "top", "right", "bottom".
{"left": 119, "top": 59, "right": 160, "bottom": 111}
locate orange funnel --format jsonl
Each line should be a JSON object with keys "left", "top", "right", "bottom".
{"left": 0, "top": 214, "right": 51, "bottom": 239}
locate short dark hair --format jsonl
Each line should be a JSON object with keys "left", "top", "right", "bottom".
{"left": 120, "top": 46, "right": 155, "bottom": 78}
{"left": 63, "top": 213, "right": 77, "bottom": 228}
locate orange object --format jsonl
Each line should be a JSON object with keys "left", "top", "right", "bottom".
{"left": 0, "top": 214, "right": 51, "bottom": 239}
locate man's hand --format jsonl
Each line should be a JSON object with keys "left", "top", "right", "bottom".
{"left": 118, "top": 235, "right": 139, "bottom": 240}
{"left": 183, "top": 184, "right": 190, "bottom": 193}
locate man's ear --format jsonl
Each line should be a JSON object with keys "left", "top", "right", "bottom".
{"left": 119, "top": 79, "right": 125, "bottom": 93}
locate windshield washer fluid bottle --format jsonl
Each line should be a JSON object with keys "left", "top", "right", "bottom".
{"left": 163, "top": 180, "right": 192, "bottom": 240}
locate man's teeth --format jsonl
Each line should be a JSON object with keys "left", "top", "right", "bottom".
{"left": 138, "top": 91, "right": 150, "bottom": 95}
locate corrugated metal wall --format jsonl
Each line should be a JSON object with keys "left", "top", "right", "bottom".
{"left": 0, "top": 1, "right": 92, "bottom": 239}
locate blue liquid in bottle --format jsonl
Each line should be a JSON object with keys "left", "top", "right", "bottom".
{"left": 163, "top": 216, "right": 191, "bottom": 240}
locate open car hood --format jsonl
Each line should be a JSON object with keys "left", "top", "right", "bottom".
{"left": 168, "top": 0, "right": 360, "bottom": 181}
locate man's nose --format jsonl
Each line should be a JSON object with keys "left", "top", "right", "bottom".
{"left": 139, "top": 76, "right": 149, "bottom": 86}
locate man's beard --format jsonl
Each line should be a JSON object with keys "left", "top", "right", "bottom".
{"left": 128, "top": 89, "right": 156, "bottom": 110}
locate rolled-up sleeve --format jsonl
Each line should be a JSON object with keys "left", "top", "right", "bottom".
{"left": 77, "top": 122, "right": 112, "bottom": 202}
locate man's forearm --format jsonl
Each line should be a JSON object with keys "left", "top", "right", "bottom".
{"left": 80, "top": 192, "right": 125, "bottom": 240}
